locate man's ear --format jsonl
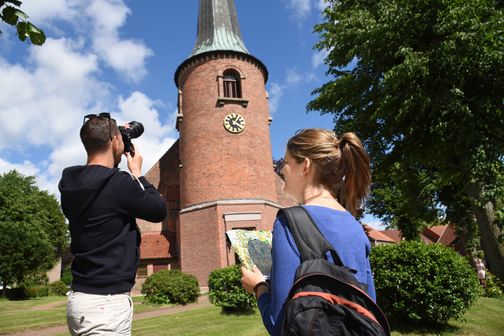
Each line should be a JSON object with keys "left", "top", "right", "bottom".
{"left": 111, "top": 135, "right": 119, "bottom": 149}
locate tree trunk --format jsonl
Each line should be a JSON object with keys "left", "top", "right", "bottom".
{"left": 466, "top": 182, "right": 504, "bottom": 282}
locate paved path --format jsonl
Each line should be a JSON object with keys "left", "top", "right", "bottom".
{"left": 6, "top": 295, "right": 212, "bottom": 336}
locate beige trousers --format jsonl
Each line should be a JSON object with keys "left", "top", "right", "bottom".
{"left": 67, "top": 291, "right": 133, "bottom": 335}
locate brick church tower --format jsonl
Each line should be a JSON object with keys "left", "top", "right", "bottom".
{"left": 138, "top": 0, "right": 295, "bottom": 286}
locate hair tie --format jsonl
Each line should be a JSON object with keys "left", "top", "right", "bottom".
{"left": 338, "top": 139, "right": 348, "bottom": 150}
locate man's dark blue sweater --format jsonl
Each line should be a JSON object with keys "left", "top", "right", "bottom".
{"left": 59, "top": 165, "right": 167, "bottom": 295}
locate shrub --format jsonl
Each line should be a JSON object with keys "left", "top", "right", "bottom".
{"left": 370, "top": 241, "right": 480, "bottom": 325}
{"left": 141, "top": 270, "right": 199, "bottom": 305}
{"left": 60, "top": 266, "right": 73, "bottom": 286}
{"left": 8, "top": 285, "right": 48, "bottom": 299}
{"left": 8, "top": 272, "right": 50, "bottom": 299}
{"left": 482, "top": 272, "right": 504, "bottom": 298}
{"left": 27, "top": 285, "right": 49, "bottom": 298}
{"left": 49, "top": 280, "right": 69, "bottom": 296}
{"left": 208, "top": 265, "right": 256, "bottom": 312}
{"left": 6, "top": 287, "right": 26, "bottom": 300}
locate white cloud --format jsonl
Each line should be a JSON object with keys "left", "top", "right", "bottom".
{"left": 114, "top": 92, "right": 178, "bottom": 172}
{"left": 283, "top": 0, "right": 329, "bottom": 23}
{"left": 285, "top": 69, "right": 303, "bottom": 86}
{"left": 86, "top": 0, "right": 153, "bottom": 82}
{"left": 316, "top": 0, "right": 329, "bottom": 12}
{"left": 0, "top": 39, "right": 105, "bottom": 151}
{"left": 0, "top": 158, "right": 58, "bottom": 196}
{"left": 268, "top": 69, "right": 306, "bottom": 114}
{"left": 283, "top": 0, "right": 312, "bottom": 20}
{"left": 21, "top": 0, "right": 78, "bottom": 23}
{"left": 0, "top": 158, "right": 40, "bottom": 177}
{"left": 268, "top": 82, "right": 284, "bottom": 115}
{"left": 23, "top": 0, "right": 153, "bottom": 82}
{"left": 311, "top": 49, "right": 328, "bottom": 68}
{"left": 0, "top": 51, "right": 169, "bottom": 198}
{"left": 364, "top": 221, "right": 387, "bottom": 230}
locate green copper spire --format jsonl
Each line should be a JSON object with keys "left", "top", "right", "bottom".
{"left": 191, "top": 0, "right": 249, "bottom": 56}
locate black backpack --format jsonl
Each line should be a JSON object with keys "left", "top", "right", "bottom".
{"left": 278, "top": 206, "right": 390, "bottom": 336}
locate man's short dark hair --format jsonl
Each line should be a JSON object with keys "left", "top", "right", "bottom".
{"left": 80, "top": 117, "right": 120, "bottom": 154}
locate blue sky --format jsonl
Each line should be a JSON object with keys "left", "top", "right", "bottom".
{"left": 0, "top": 0, "right": 382, "bottom": 227}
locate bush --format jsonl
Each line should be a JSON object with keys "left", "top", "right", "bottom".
{"left": 7, "top": 272, "right": 50, "bottom": 299}
{"left": 482, "top": 272, "right": 504, "bottom": 298}
{"left": 60, "top": 266, "right": 72, "bottom": 286}
{"left": 6, "top": 287, "right": 26, "bottom": 300}
{"left": 208, "top": 265, "right": 256, "bottom": 312}
{"left": 7, "top": 285, "right": 48, "bottom": 299}
{"left": 141, "top": 270, "right": 199, "bottom": 305}
{"left": 49, "top": 280, "right": 69, "bottom": 296}
{"left": 370, "top": 241, "right": 480, "bottom": 325}
{"left": 25, "top": 285, "right": 49, "bottom": 298}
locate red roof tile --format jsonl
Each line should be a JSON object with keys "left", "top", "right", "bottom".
{"left": 380, "top": 230, "right": 402, "bottom": 242}
{"left": 429, "top": 225, "right": 447, "bottom": 237}
{"left": 140, "top": 232, "right": 175, "bottom": 260}
{"left": 420, "top": 234, "right": 435, "bottom": 244}
{"left": 363, "top": 225, "right": 396, "bottom": 243}
{"left": 438, "top": 225, "right": 457, "bottom": 246}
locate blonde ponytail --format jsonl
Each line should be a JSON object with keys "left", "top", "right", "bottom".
{"left": 337, "top": 133, "right": 371, "bottom": 216}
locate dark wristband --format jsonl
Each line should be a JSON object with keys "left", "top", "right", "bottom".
{"left": 253, "top": 281, "right": 269, "bottom": 299}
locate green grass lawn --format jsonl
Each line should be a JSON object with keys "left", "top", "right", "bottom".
{"left": 390, "top": 296, "right": 504, "bottom": 336}
{"left": 131, "top": 295, "right": 174, "bottom": 314}
{"left": 2, "top": 295, "right": 503, "bottom": 335}
{"left": 0, "top": 296, "right": 68, "bottom": 334}
{"left": 132, "top": 306, "right": 267, "bottom": 336}
{"left": 0, "top": 295, "right": 66, "bottom": 311}
{"left": 0, "top": 295, "right": 169, "bottom": 334}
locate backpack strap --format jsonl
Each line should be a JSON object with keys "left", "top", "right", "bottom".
{"left": 279, "top": 206, "right": 344, "bottom": 266}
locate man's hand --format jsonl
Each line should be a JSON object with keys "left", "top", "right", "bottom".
{"left": 125, "top": 144, "right": 143, "bottom": 176}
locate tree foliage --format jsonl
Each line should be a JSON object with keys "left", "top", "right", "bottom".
{"left": 0, "top": 170, "right": 67, "bottom": 295}
{"left": 309, "top": 0, "right": 504, "bottom": 279}
{"left": 0, "top": 0, "right": 45, "bottom": 45}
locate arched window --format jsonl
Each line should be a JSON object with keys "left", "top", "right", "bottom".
{"left": 223, "top": 70, "right": 241, "bottom": 98}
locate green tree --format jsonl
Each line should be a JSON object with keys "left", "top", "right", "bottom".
{"left": 0, "top": 0, "right": 45, "bottom": 45}
{"left": 0, "top": 170, "right": 67, "bottom": 296}
{"left": 308, "top": 0, "right": 504, "bottom": 279}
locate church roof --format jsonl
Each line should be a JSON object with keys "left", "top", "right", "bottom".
{"left": 175, "top": 0, "right": 268, "bottom": 87}
{"left": 140, "top": 232, "right": 176, "bottom": 259}
{"left": 190, "top": 0, "right": 249, "bottom": 57}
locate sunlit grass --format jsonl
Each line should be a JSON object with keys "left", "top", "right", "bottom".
{"left": 2, "top": 295, "right": 503, "bottom": 335}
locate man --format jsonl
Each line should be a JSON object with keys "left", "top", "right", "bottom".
{"left": 59, "top": 113, "right": 167, "bottom": 335}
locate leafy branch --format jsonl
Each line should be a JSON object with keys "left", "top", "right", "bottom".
{"left": 0, "top": 0, "right": 45, "bottom": 45}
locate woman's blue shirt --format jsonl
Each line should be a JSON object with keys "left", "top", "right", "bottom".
{"left": 257, "top": 205, "right": 376, "bottom": 336}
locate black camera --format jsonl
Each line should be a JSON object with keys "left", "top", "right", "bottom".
{"left": 118, "top": 121, "right": 144, "bottom": 157}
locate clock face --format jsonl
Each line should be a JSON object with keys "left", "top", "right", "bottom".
{"left": 223, "top": 113, "right": 245, "bottom": 133}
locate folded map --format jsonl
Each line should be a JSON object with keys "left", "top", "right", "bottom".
{"left": 226, "top": 229, "right": 272, "bottom": 278}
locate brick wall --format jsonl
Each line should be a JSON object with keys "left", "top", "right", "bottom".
{"left": 178, "top": 56, "right": 277, "bottom": 208}
{"left": 179, "top": 201, "right": 281, "bottom": 285}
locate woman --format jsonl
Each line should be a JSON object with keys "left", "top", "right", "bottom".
{"left": 241, "top": 128, "right": 376, "bottom": 336}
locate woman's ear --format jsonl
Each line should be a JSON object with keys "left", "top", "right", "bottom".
{"left": 303, "top": 157, "right": 311, "bottom": 175}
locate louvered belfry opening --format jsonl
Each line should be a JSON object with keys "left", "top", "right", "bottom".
{"left": 223, "top": 69, "right": 241, "bottom": 98}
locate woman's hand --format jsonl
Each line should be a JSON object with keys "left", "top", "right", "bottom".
{"left": 241, "top": 265, "right": 266, "bottom": 295}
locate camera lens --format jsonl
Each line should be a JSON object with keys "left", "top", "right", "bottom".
{"left": 127, "top": 121, "right": 144, "bottom": 139}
